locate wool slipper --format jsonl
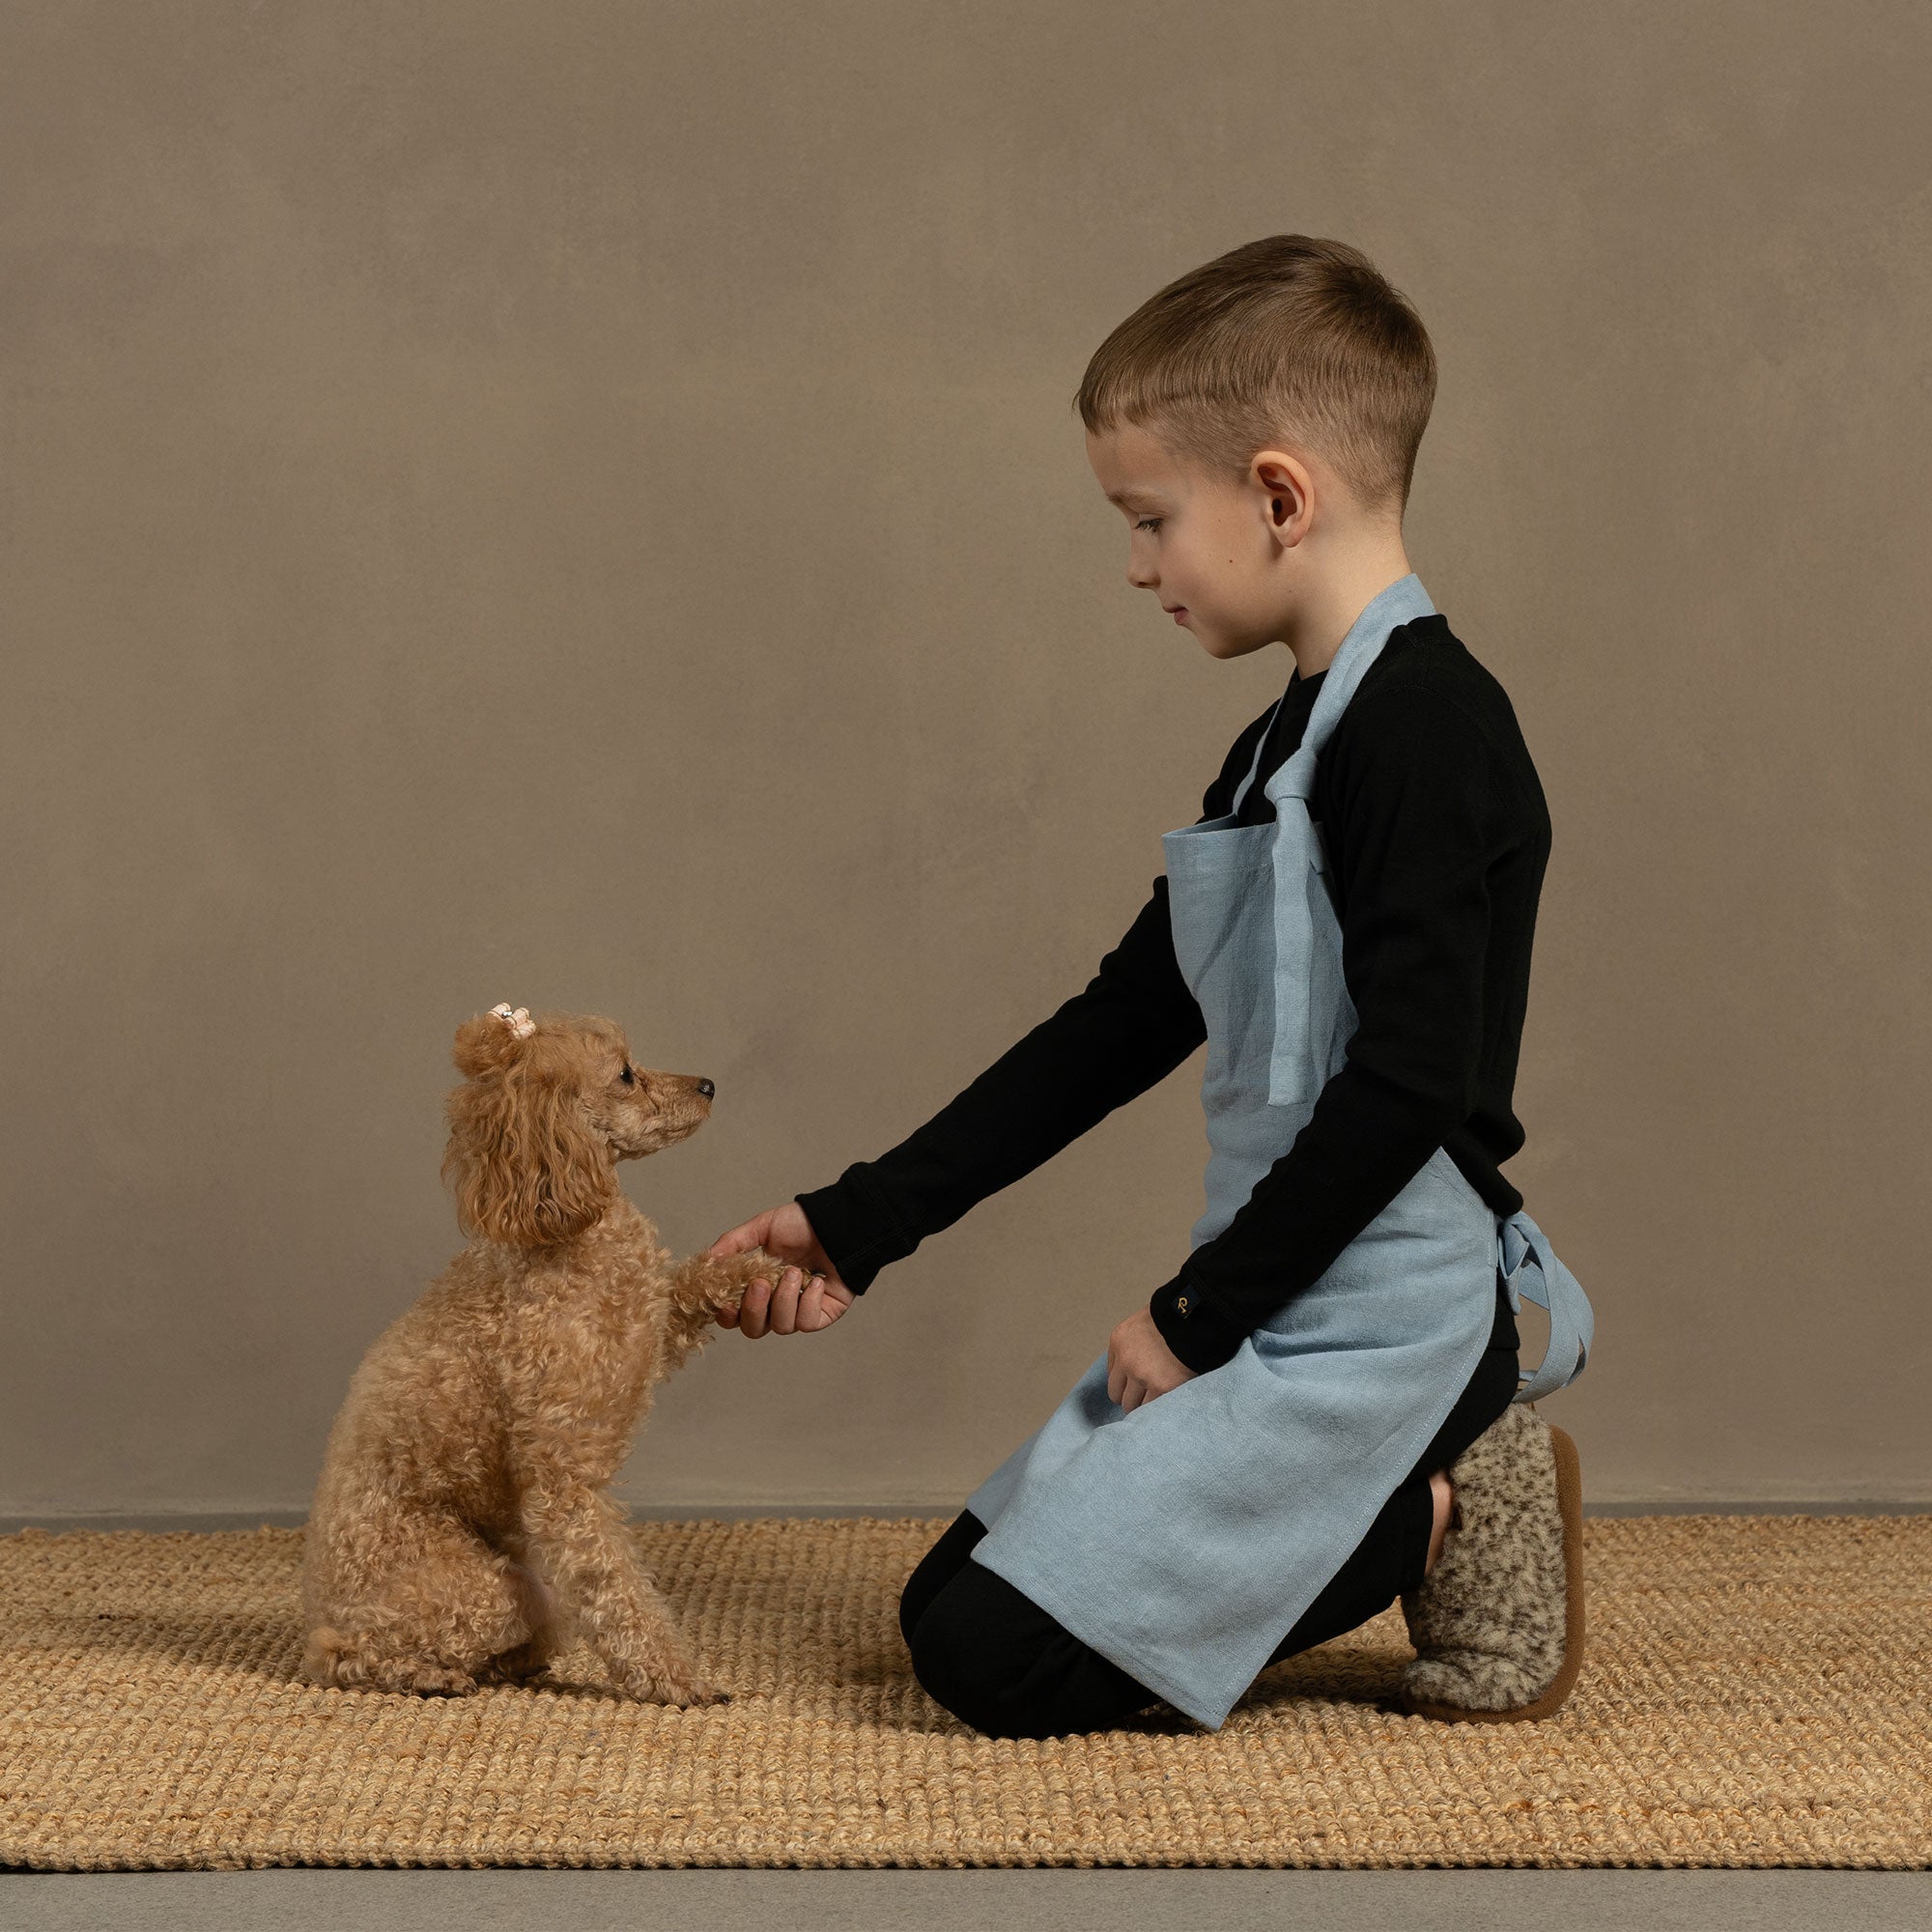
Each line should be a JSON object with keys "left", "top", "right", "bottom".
{"left": 1395, "top": 1400, "right": 1585, "bottom": 1722}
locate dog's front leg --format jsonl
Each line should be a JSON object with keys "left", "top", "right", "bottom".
{"left": 662, "top": 1247, "right": 789, "bottom": 1370}
{"left": 518, "top": 1483, "right": 725, "bottom": 1706}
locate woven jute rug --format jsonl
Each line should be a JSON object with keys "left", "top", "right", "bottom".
{"left": 2, "top": 1515, "right": 1927, "bottom": 1870}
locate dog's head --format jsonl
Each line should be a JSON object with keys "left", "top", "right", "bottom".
{"left": 440, "top": 1006, "right": 717, "bottom": 1247}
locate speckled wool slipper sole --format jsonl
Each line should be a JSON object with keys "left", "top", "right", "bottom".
{"left": 1395, "top": 1402, "right": 1585, "bottom": 1722}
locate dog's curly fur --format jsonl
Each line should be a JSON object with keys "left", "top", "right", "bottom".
{"left": 298, "top": 1007, "right": 783, "bottom": 1707}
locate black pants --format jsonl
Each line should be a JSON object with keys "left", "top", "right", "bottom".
{"left": 901, "top": 1271, "right": 1520, "bottom": 1739}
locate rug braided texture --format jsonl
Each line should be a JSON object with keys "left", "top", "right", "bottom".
{"left": 2, "top": 1516, "right": 1927, "bottom": 1870}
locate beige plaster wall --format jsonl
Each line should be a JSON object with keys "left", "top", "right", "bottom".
{"left": 5, "top": 1, "right": 1928, "bottom": 1516}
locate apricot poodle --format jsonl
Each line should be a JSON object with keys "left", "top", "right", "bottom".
{"left": 298, "top": 1003, "right": 788, "bottom": 1706}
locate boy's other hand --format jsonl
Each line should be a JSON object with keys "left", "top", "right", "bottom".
{"left": 707, "top": 1202, "right": 854, "bottom": 1337}
{"left": 1107, "top": 1307, "right": 1199, "bottom": 1413}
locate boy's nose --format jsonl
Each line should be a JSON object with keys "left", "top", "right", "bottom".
{"left": 696, "top": 1078, "right": 715, "bottom": 1098}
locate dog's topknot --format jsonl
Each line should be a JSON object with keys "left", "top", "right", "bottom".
{"left": 453, "top": 1006, "right": 543, "bottom": 1079}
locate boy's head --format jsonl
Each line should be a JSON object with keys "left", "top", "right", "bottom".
{"left": 1078, "top": 235, "right": 1436, "bottom": 661}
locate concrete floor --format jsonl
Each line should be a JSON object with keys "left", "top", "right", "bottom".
{"left": 3, "top": 1870, "right": 1930, "bottom": 1931}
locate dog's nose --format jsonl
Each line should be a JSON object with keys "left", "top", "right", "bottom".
{"left": 696, "top": 1078, "right": 715, "bottom": 1098}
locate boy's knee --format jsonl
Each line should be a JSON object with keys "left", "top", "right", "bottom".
{"left": 897, "top": 1509, "right": 988, "bottom": 1650}
{"left": 904, "top": 1544, "right": 1154, "bottom": 1742}
{"left": 905, "top": 1582, "right": 1050, "bottom": 1739}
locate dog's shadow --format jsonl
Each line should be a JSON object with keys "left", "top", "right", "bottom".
{"left": 27, "top": 1599, "right": 924, "bottom": 1715}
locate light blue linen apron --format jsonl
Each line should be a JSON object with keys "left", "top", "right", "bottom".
{"left": 961, "top": 574, "right": 1595, "bottom": 1731}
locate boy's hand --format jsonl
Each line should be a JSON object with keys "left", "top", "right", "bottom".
{"left": 706, "top": 1202, "right": 854, "bottom": 1338}
{"left": 1107, "top": 1307, "right": 1199, "bottom": 1413}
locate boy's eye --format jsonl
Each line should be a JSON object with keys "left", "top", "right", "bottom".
{"left": 1135, "top": 517, "right": 1163, "bottom": 533}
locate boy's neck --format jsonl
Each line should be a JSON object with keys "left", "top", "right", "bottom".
{"left": 1277, "top": 530, "right": 1416, "bottom": 681}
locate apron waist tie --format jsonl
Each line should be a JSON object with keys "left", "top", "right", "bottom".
{"left": 1499, "top": 1209, "right": 1594, "bottom": 1403}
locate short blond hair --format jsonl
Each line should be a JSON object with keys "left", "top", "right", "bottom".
{"left": 1074, "top": 235, "right": 1437, "bottom": 520}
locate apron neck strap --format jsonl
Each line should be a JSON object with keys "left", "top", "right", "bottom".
{"left": 1265, "top": 574, "right": 1436, "bottom": 806}
{"left": 1229, "top": 689, "right": 1293, "bottom": 816}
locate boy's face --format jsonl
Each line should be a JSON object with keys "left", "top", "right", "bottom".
{"left": 1087, "top": 419, "right": 1309, "bottom": 662}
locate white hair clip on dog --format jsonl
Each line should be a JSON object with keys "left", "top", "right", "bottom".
{"left": 490, "top": 1004, "right": 535, "bottom": 1038}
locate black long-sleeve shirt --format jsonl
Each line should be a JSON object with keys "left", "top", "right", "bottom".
{"left": 793, "top": 612, "right": 1552, "bottom": 1374}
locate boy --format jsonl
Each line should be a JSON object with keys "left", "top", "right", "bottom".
{"left": 709, "top": 235, "right": 1592, "bottom": 1737}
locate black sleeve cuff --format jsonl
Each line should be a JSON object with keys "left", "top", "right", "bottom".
{"left": 1148, "top": 1270, "right": 1251, "bottom": 1375}
{"left": 792, "top": 1165, "right": 923, "bottom": 1297}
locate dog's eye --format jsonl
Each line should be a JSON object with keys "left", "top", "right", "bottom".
{"left": 619, "top": 1065, "right": 635, "bottom": 1087}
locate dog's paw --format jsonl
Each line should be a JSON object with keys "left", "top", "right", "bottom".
{"left": 610, "top": 1662, "right": 730, "bottom": 1707}
{"left": 724, "top": 1249, "right": 785, "bottom": 1300}
{"left": 477, "top": 1640, "right": 554, "bottom": 1688}
{"left": 391, "top": 1661, "right": 478, "bottom": 1697}
{"left": 731, "top": 1249, "right": 824, "bottom": 1306}
{"left": 664, "top": 1676, "right": 732, "bottom": 1708}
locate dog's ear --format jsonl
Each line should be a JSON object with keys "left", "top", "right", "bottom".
{"left": 441, "top": 1020, "right": 616, "bottom": 1247}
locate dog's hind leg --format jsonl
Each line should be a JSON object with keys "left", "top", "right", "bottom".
{"left": 303, "top": 1520, "right": 527, "bottom": 1697}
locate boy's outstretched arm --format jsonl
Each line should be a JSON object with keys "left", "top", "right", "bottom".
{"left": 707, "top": 879, "right": 1204, "bottom": 1338}
{"left": 792, "top": 870, "right": 1206, "bottom": 1296}
{"left": 785, "top": 722, "right": 1271, "bottom": 1301}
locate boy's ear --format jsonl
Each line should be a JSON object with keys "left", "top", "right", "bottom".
{"left": 441, "top": 1019, "right": 616, "bottom": 1247}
